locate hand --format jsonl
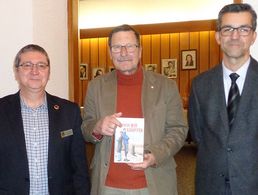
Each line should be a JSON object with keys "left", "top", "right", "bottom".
{"left": 127, "top": 153, "right": 156, "bottom": 170}
{"left": 93, "top": 112, "right": 122, "bottom": 136}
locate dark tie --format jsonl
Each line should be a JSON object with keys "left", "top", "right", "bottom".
{"left": 227, "top": 73, "right": 240, "bottom": 129}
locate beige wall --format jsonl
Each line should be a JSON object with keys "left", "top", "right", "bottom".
{"left": 0, "top": 0, "right": 68, "bottom": 99}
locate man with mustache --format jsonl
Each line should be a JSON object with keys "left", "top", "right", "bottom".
{"left": 188, "top": 3, "right": 258, "bottom": 195}
{"left": 82, "top": 24, "right": 188, "bottom": 195}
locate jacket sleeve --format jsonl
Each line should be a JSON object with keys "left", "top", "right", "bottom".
{"left": 145, "top": 79, "right": 188, "bottom": 166}
{"left": 71, "top": 105, "right": 91, "bottom": 194}
{"left": 188, "top": 79, "right": 202, "bottom": 144}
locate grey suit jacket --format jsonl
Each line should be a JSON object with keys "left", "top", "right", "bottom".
{"left": 0, "top": 92, "right": 91, "bottom": 195}
{"left": 82, "top": 68, "right": 188, "bottom": 195}
{"left": 189, "top": 57, "right": 258, "bottom": 195}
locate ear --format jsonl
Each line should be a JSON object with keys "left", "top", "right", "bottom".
{"left": 109, "top": 48, "right": 113, "bottom": 60}
{"left": 138, "top": 46, "right": 142, "bottom": 59}
{"left": 215, "top": 32, "right": 221, "bottom": 45}
{"left": 251, "top": 31, "right": 257, "bottom": 45}
{"left": 13, "top": 66, "right": 18, "bottom": 81}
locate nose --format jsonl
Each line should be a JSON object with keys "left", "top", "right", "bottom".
{"left": 231, "top": 29, "right": 241, "bottom": 39}
{"left": 31, "top": 64, "right": 40, "bottom": 73}
{"left": 120, "top": 46, "right": 128, "bottom": 56}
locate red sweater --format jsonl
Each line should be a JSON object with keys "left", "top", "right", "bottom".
{"left": 105, "top": 67, "right": 147, "bottom": 189}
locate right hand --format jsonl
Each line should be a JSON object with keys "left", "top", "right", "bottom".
{"left": 93, "top": 112, "right": 122, "bottom": 136}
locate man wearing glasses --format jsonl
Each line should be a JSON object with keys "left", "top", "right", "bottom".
{"left": 82, "top": 24, "right": 188, "bottom": 195}
{"left": 188, "top": 3, "right": 257, "bottom": 195}
{"left": 0, "top": 44, "right": 91, "bottom": 194}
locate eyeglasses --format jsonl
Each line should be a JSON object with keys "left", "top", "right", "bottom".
{"left": 111, "top": 44, "right": 139, "bottom": 53}
{"left": 220, "top": 25, "right": 253, "bottom": 36}
{"left": 18, "top": 62, "right": 49, "bottom": 71}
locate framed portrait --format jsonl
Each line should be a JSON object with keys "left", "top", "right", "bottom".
{"left": 79, "top": 63, "right": 88, "bottom": 80}
{"left": 109, "top": 66, "right": 115, "bottom": 72}
{"left": 181, "top": 49, "right": 197, "bottom": 70}
{"left": 161, "top": 59, "right": 177, "bottom": 79}
{"left": 92, "top": 67, "right": 105, "bottom": 79}
{"left": 144, "top": 64, "right": 157, "bottom": 72}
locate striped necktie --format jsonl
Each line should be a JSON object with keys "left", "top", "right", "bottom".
{"left": 227, "top": 73, "right": 240, "bottom": 129}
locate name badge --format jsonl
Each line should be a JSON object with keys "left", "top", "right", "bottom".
{"left": 60, "top": 129, "right": 73, "bottom": 138}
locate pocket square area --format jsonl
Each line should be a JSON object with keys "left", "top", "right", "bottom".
{"left": 60, "top": 129, "right": 73, "bottom": 138}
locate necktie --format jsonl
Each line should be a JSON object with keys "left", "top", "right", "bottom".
{"left": 227, "top": 73, "right": 240, "bottom": 129}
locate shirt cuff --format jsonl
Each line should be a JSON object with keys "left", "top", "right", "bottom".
{"left": 92, "top": 132, "right": 103, "bottom": 141}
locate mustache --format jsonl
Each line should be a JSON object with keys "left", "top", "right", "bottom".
{"left": 117, "top": 57, "right": 132, "bottom": 62}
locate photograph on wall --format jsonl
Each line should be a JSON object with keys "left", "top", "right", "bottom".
{"left": 161, "top": 59, "right": 177, "bottom": 79}
{"left": 181, "top": 49, "right": 197, "bottom": 70}
{"left": 144, "top": 64, "right": 157, "bottom": 72}
{"left": 109, "top": 66, "right": 115, "bottom": 72}
{"left": 79, "top": 63, "right": 88, "bottom": 80}
{"left": 92, "top": 67, "right": 105, "bottom": 79}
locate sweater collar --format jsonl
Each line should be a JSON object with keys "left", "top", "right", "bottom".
{"left": 117, "top": 66, "right": 143, "bottom": 85}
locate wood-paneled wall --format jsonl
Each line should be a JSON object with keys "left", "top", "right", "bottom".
{"left": 79, "top": 30, "right": 221, "bottom": 107}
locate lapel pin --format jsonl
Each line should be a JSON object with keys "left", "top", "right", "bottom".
{"left": 54, "top": 105, "right": 60, "bottom": 110}
{"left": 151, "top": 85, "right": 154, "bottom": 89}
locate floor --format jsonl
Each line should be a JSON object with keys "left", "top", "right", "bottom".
{"left": 175, "top": 143, "right": 197, "bottom": 195}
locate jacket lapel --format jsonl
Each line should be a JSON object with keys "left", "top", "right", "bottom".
{"left": 232, "top": 58, "right": 258, "bottom": 130}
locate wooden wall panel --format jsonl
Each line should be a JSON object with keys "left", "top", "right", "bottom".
{"left": 199, "top": 31, "right": 210, "bottom": 73}
{"left": 141, "top": 35, "right": 151, "bottom": 66}
{"left": 160, "top": 34, "right": 170, "bottom": 58}
{"left": 79, "top": 30, "right": 220, "bottom": 108}
{"left": 170, "top": 33, "right": 180, "bottom": 84}
{"left": 209, "top": 31, "right": 220, "bottom": 68}
{"left": 98, "top": 38, "right": 107, "bottom": 69}
{"left": 151, "top": 35, "right": 161, "bottom": 67}
{"left": 189, "top": 32, "right": 200, "bottom": 79}
{"left": 90, "top": 38, "right": 99, "bottom": 70}
{"left": 179, "top": 33, "right": 190, "bottom": 98}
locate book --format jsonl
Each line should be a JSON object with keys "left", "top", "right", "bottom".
{"left": 114, "top": 117, "right": 144, "bottom": 163}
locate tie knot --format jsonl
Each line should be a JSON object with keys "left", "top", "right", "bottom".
{"left": 229, "top": 73, "right": 239, "bottom": 83}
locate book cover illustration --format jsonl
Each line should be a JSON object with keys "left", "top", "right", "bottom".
{"left": 114, "top": 117, "right": 144, "bottom": 163}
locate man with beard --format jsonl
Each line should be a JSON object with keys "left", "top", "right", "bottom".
{"left": 82, "top": 24, "right": 188, "bottom": 195}
{"left": 188, "top": 3, "right": 258, "bottom": 195}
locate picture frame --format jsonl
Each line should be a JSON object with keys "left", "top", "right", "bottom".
{"left": 181, "top": 49, "right": 197, "bottom": 70}
{"left": 79, "top": 63, "right": 88, "bottom": 80}
{"left": 144, "top": 64, "right": 157, "bottom": 72}
{"left": 161, "top": 59, "right": 177, "bottom": 79}
{"left": 92, "top": 67, "right": 105, "bottom": 79}
{"left": 109, "top": 66, "right": 115, "bottom": 72}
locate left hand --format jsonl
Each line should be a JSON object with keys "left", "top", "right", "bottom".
{"left": 127, "top": 153, "right": 156, "bottom": 170}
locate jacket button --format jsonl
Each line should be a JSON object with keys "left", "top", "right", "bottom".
{"left": 227, "top": 147, "right": 232, "bottom": 152}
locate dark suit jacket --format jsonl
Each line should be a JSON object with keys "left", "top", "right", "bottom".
{"left": 0, "top": 92, "right": 90, "bottom": 195}
{"left": 189, "top": 57, "right": 258, "bottom": 195}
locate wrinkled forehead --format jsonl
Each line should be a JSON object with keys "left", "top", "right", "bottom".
{"left": 111, "top": 31, "right": 138, "bottom": 45}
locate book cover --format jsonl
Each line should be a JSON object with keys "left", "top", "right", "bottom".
{"left": 114, "top": 117, "right": 144, "bottom": 163}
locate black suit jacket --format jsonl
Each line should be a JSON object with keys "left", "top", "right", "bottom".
{"left": 0, "top": 92, "right": 90, "bottom": 195}
{"left": 189, "top": 57, "right": 258, "bottom": 195}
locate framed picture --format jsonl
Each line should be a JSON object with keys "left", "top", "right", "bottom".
{"left": 92, "top": 67, "right": 105, "bottom": 79}
{"left": 109, "top": 66, "right": 115, "bottom": 72}
{"left": 144, "top": 64, "right": 157, "bottom": 72}
{"left": 181, "top": 49, "right": 197, "bottom": 70}
{"left": 79, "top": 63, "right": 88, "bottom": 80}
{"left": 161, "top": 59, "right": 177, "bottom": 79}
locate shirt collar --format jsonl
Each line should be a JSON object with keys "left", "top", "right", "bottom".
{"left": 222, "top": 57, "right": 250, "bottom": 83}
{"left": 20, "top": 93, "right": 48, "bottom": 110}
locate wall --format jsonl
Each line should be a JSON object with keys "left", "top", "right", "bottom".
{"left": 244, "top": 0, "right": 258, "bottom": 57}
{"left": 79, "top": 0, "right": 232, "bottom": 29}
{"left": 79, "top": 30, "right": 221, "bottom": 107}
{"left": 0, "top": 0, "right": 68, "bottom": 99}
